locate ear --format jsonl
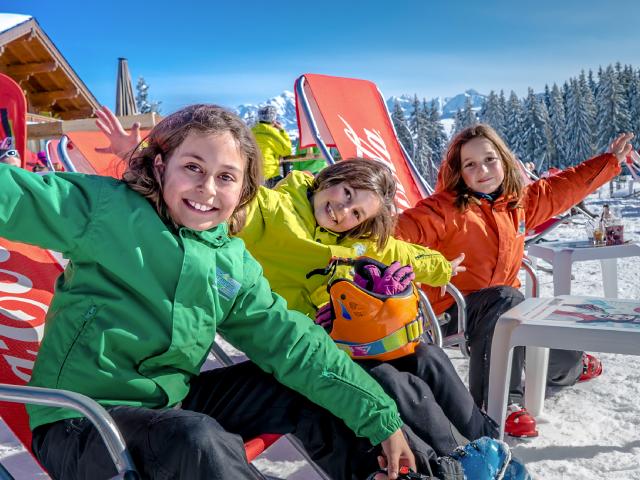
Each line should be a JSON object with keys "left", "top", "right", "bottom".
{"left": 153, "top": 154, "right": 165, "bottom": 176}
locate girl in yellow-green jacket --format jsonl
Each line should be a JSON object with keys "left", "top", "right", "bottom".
{"left": 237, "top": 159, "right": 501, "bottom": 456}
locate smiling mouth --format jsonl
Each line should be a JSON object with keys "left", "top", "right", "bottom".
{"left": 326, "top": 203, "right": 338, "bottom": 223}
{"left": 185, "top": 199, "right": 217, "bottom": 213}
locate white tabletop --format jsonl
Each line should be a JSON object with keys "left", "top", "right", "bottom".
{"left": 527, "top": 240, "right": 640, "bottom": 263}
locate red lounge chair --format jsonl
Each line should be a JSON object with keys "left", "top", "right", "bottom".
{"left": 0, "top": 74, "right": 27, "bottom": 167}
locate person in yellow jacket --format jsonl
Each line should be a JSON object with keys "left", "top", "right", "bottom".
{"left": 237, "top": 158, "right": 502, "bottom": 456}
{"left": 252, "top": 105, "right": 292, "bottom": 187}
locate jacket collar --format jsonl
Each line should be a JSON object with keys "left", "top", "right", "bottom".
{"left": 178, "top": 222, "right": 230, "bottom": 247}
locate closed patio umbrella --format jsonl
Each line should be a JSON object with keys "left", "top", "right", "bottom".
{"left": 115, "top": 57, "right": 138, "bottom": 116}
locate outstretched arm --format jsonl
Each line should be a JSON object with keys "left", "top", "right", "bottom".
{"left": 524, "top": 132, "right": 634, "bottom": 229}
{"left": 366, "top": 235, "right": 452, "bottom": 287}
{"left": 94, "top": 106, "right": 141, "bottom": 159}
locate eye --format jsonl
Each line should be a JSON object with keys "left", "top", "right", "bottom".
{"left": 463, "top": 162, "right": 475, "bottom": 169}
{"left": 344, "top": 187, "right": 352, "bottom": 200}
{"left": 353, "top": 210, "right": 361, "bottom": 220}
{"left": 486, "top": 156, "right": 498, "bottom": 163}
{"left": 186, "top": 163, "right": 203, "bottom": 173}
{"left": 219, "top": 173, "right": 236, "bottom": 183}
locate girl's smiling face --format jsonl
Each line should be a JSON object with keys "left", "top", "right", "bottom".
{"left": 155, "top": 132, "right": 246, "bottom": 231}
{"left": 312, "top": 182, "right": 381, "bottom": 233}
{"left": 460, "top": 136, "right": 505, "bottom": 194}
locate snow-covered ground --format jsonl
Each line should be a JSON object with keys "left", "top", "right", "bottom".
{"left": 1, "top": 182, "right": 639, "bottom": 479}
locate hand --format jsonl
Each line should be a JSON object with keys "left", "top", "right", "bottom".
{"left": 273, "top": 121, "right": 283, "bottom": 130}
{"left": 94, "top": 106, "right": 141, "bottom": 159}
{"left": 355, "top": 262, "right": 415, "bottom": 295}
{"left": 378, "top": 429, "right": 416, "bottom": 480}
{"left": 315, "top": 303, "right": 334, "bottom": 329}
{"left": 608, "top": 132, "right": 634, "bottom": 164}
{"left": 440, "top": 253, "right": 465, "bottom": 297}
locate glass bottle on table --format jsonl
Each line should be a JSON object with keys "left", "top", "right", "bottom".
{"left": 602, "top": 204, "right": 624, "bottom": 246}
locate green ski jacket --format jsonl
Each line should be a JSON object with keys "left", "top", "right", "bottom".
{"left": 0, "top": 165, "right": 402, "bottom": 444}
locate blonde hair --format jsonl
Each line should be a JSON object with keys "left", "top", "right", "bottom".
{"left": 440, "top": 124, "right": 523, "bottom": 211}
{"left": 122, "top": 104, "right": 262, "bottom": 233}
{"left": 311, "top": 158, "right": 397, "bottom": 249}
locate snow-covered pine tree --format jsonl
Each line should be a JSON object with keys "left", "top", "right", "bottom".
{"left": 409, "top": 95, "right": 434, "bottom": 183}
{"left": 548, "top": 83, "right": 569, "bottom": 167}
{"left": 504, "top": 91, "right": 525, "bottom": 158}
{"left": 135, "top": 77, "right": 162, "bottom": 114}
{"left": 426, "top": 100, "right": 448, "bottom": 169}
{"left": 479, "top": 90, "right": 505, "bottom": 136}
{"left": 521, "top": 88, "right": 553, "bottom": 172}
{"left": 452, "top": 109, "right": 465, "bottom": 135}
{"left": 628, "top": 69, "right": 640, "bottom": 150}
{"left": 565, "top": 76, "right": 596, "bottom": 165}
{"left": 461, "top": 95, "right": 478, "bottom": 129}
{"left": 420, "top": 99, "right": 440, "bottom": 185}
{"left": 595, "top": 65, "right": 631, "bottom": 151}
{"left": 543, "top": 84, "right": 551, "bottom": 110}
{"left": 588, "top": 69, "right": 598, "bottom": 99}
{"left": 391, "top": 101, "right": 413, "bottom": 156}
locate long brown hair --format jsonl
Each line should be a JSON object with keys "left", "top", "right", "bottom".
{"left": 122, "top": 104, "right": 262, "bottom": 233}
{"left": 440, "top": 124, "right": 523, "bottom": 211}
{"left": 311, "top": 158, "right": 397, "bottom": 249}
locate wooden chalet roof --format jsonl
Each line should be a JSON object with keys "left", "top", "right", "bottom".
{"left": 0, "top": 14, "right": 100, "bottom": 120}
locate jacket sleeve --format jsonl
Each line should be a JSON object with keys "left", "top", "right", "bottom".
{"left": 0, "top": 166, "right": 98, "bottom": 256}
{"left": 363, "top": 236, "right": 452, "bottom": 286}
{"left": 523, "top": 153, "right": 621, "bottom": 230}
{"left": 218, "top": 251, "right": 403, "bottom": 445}
{"left": 395, "top": 199, "right": 448, "bottom": 249}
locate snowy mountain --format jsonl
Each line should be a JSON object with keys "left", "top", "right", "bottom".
{"left": 235, "top": 88, "right": 487, "bottom": 142}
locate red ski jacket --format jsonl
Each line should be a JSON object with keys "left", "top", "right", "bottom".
{"left": 396, "top": 153, "right": 621, "bottom": 314}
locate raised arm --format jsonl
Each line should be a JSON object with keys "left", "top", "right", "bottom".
{"left": 0, "top": 165, "right": 99, "bottom": 256}
{"left": 524, "top": 132, "right": 633, "bottom": 229}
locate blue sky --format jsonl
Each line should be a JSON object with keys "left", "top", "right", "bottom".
{"left": 3, "top": 0, "right": 640, "bottom": 113}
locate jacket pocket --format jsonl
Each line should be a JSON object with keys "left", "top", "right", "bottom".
{"left": 55, "top": 302, "right": 99, "bottom": 387}
{"left": 321, "top": 368, "right": 379, "bottom": 403}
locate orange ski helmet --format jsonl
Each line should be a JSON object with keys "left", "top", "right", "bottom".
{"left": 318, "top": 257, "right": 429, "bottom": 361}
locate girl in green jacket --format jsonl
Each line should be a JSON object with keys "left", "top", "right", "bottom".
{"left": 98, "top": 116, "right": 501, "bottom": 459}
{"left": 1, "top": 105, "right": 424, "bottom": 480}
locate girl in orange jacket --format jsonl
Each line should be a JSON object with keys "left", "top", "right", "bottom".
{"left": 396, "top": 124, "right": 634, "bottom": 438}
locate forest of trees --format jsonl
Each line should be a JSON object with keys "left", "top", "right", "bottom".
{"left": 391, "top": 63, "right": 640, "bottom": 186}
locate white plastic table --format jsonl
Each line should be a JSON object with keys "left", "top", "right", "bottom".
{"left": 487, "top": 295, "right": 640, "bottom": 440}
{"left": 526, "top": 240, "right": 640, "bottom": 297}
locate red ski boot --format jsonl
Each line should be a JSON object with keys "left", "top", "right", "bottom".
{"left": 504, "top": 404, "right": 538, "bottom": 438}
{"left": 578, "top": 353, "right": 603, "bottom": 382}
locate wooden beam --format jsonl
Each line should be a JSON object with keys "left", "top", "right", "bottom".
{"left": 5, "top": 61, "right": 58, "bottom": 76}
{"left": 27, "top": 113, "right": 160, "bottom": 141}
{"left": 30, "top": 88, "right": 79, "bottom": 105}
{"left": 27, "top": 121, "right": 63, "bottom": 140}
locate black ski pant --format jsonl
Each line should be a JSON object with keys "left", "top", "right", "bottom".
{"left": 443, "top": 285, "right": 583, "bottom": 409}
{"left": 31, "top": 361, "right": 439, "bottom": 480}
{"left": 358, "top": 344, "right": 499, "bottom": 457}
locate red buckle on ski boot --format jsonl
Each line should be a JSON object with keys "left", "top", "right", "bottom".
{"left": 578, "top": 353, "right": 603, "bottom": 382}
{"left": 505, "top": 404, "right": 539, "bottom": 438}
{"left": 366, "top": 466, "right": 433, "bottom": 480}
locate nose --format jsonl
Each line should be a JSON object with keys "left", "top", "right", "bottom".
{"left": 199, "top": 175, "right": 216, "bottom": 195}
{"left": 334, "top": 203, "right": 348, "bottom": 222}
